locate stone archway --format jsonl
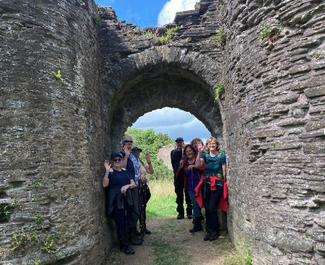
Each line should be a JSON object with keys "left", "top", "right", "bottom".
{"left": 100, "top": 46, "right": 224, "bottom": 151}
{"left": 1, "top": 0, "right": 325, "bottom": 264}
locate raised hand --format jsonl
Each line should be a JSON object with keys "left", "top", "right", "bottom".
{"left": 196, "top": 141, "right": 205, "bottom": 153}
{"left": 104, "top": 160, "right": 111, "bottom": 171}
{"left": 145, "top": 153, "right": 151, "bottom": 163}
{"left": 123, "top": 145, "right": 131, "bottom": 156}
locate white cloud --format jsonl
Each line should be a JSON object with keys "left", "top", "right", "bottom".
{"left": 131, "top": 107, "right": 211, "bottom": 143}
{"left": 158, "top": 0, "right": 196, "bottom": 26}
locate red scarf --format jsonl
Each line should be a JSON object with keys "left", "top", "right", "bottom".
{"left": 194, "top": 176, "right": 229, "bottom": 212}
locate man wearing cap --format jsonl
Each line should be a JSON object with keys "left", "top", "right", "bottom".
{"left": 171, "top": 137, "right": 193, "bottom": 219}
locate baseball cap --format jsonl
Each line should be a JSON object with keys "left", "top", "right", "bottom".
{"left": 131, "top": 147, "right": 142, "bottom": 152}
{"left": 175, "top": 137, "right": 184, "bottom": 142}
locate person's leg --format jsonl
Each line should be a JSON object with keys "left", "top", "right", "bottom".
{"left": 207, "top": 185, "right": 223, "bottom": 241}
{"left": 112, "top": 201, "right": 135, "bottom": 254}
{"left": 174, "top": 177, "right": 185, "bottom": 219}
{"left": 128, "top": 187, "right": 142, "bottom": 245}
{"left": 185, "top": 189, "right": 193, "bottom": 219}
{"left": 188, "top": 190, "right": 203, "bottom": 232}
{"left": 203, "top": 182, "right": 213, "bottom": 241}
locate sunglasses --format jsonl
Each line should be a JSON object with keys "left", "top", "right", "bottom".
{"left": 113, "top": 158, "right": 122, "bottom": 162}
{"left": 124, "top": 140, "right": 133, "bottom": 143}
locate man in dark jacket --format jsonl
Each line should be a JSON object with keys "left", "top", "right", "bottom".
{"left": 170, "top": 137, "right": 193, "bottom": 219}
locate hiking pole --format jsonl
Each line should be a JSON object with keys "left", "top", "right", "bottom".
{"left": 124, "top": 192, "right": 128, "bottom": 246}
{"left": 139, "top": 180, "right": 145, "bottom": 241}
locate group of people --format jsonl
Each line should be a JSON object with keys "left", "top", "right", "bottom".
{"left": 171, "top": 136, "right": 228, "bottom": 241}
{"left": 102, "top": 135, "right": 153, "bottom": 255}
{"left": 103, "top": 135, "right": 228, "bottom": 255}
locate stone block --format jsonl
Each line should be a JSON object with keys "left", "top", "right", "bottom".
{"left": 276, "top": 234, "right": 313, "bottom": 252}
{"left": 257, "top": 129, "right": 285, "bottom": 138}
{"left": 305, "top": 86, "right": 325, "bottom": 98}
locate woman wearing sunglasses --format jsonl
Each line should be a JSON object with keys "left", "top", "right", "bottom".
{"left": 119, "top": 135, "right": 143, "bottom": 245}
{"left": 102, "top": 153, "right": 136, "bottom": 254}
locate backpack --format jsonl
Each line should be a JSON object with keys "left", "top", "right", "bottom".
{"left": 205, "top": 151, "right": 225, "bottom": 178}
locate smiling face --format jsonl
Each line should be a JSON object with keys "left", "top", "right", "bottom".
{"left": 208, "top": 140, "right": 217, "bottom": 151}
{"left": 206, "top": 137, "right": 219, "bottom": 152}
{"left": 111, "top": 156, "right": 122, "bottom": 170}
{"left": 123, "top": 136, "right": 134, "bottom": 150}
{"left": 185, "top": 146, "right": 195, "bottom": 159}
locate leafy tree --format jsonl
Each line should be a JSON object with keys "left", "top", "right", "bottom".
{"left": 125, "top": 128, "right": 174, "bottom": 180}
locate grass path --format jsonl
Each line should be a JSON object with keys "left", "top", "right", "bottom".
{"left": 106, "top": 216, "right": 233, "bottom": 265}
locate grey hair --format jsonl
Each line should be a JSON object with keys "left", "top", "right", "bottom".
{"left": 121, "top": 135, "right": 135, "bottom": 147}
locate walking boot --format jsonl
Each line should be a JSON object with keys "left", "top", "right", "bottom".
{"left": 210, "top": 231, "right": 219, "bottom": 241}
{"left": 186, "top": 209, "right": 193, "bottom": 219}
{"left": 128, "top": 229, "right": 142, "bottom": 245}
{"left": 204, "top": 232, "right": 212, "bottom": 241}
{"left": 177, "top": 213, "right": 184, "bottom": 219}
{"left": 189, "top": 218, "right": 203, "bottom": 233}
{"left": 120, "top": 244, "right": 135, "bottom": 255}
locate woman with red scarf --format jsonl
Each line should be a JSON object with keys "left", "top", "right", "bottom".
{"left": 195, "top": 137, "right": 228, "bottom": 241}
{"left": 177, "top": 144, "right": 205, "bottom": 233}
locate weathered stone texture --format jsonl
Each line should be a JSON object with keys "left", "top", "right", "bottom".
{"left": 224, "top": 0, "right": 325, "bottom": 264}
{"left": 0, "top": 0, "right": 107, "bottom": 264}
{"left": 1, "top": 0, "right": 325, "bottom": 264}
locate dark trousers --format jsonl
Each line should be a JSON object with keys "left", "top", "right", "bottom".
{"left": 174, "top": 176, "right": 192, "bottom": 215}
{"left": 129, "top": 187, "right": 139, "bottom": 229}
{"left": 203, "top": 184, "right": 223, "bottom": 233}
{"left": 112, "top": 200, "right": 132, "bottom": 246}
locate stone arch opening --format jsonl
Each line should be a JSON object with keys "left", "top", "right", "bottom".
{"left": 101, "top": 47, "right": 224, "bottom": 152}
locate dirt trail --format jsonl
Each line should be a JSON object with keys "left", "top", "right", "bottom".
{"left": 107, "top": 217, "right": 232, "bottom": 265}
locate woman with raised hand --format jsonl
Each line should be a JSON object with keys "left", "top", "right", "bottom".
{"left": 120, "top": 135, "right": 143, "bottom": 245}
{"left": 102, "top": 153, "right": 136, "bottom": 254}
{"left": 177, "top": 144, "right": 205, "bottom": 233}
{"left": 132, "top": 146, "right": 154, "bottom": 236}
{"left": 195, "top": 137, "right": 228, "bottom": 241}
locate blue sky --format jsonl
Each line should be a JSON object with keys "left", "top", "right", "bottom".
{"left": 94, "top": 0, "right": 197, "bottom": 27}
{"left": 94, "top": 1, "right": 211, "bottom": 143}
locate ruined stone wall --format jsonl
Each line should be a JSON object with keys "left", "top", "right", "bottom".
{"left": 0, "top": 0, "right": 109, "bottom": 264}
{"left": 223, "top": 0, "right": 325, "bottom": 264}
{"left": 1, "top": 0, "right": 324, "bottom": 264}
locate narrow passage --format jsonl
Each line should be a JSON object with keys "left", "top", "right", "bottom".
{"left": 106, "top": 217, "right": 232, "bottom": 265}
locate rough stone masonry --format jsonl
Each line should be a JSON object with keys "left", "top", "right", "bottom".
{"left": 0, "top": 0, "right": 324, "bottom": 264}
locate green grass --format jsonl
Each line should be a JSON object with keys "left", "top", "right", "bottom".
{"left": 146, "top": 180, "right": 176, "bottom": 218}
{"left": 224, "top": 242, "right": 252, "bottom": 265}
{"left": 149, "top": 240, "right": 188, "bottom": 265}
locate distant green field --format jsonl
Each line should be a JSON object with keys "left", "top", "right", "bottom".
{"left": 146, "top": 180, "right": 176, "bottom": 218}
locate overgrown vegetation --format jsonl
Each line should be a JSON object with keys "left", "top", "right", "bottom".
{"left": 224, "top": 242, "right": 252, "bottom": 265}
{"left": 125, "top": 128, "right": 174, "bottom": 180}
{"left": 33, "top": 178, "right": 42, "bottom": 189}
{"left": 209, "top": 29, "right": 226, "bottom": 48}
{"left": 77, "top": 0, "right": 85, "bottom": 6}
{"left": 52, "top": 70, "right": 63, "bottom": 82}
{"left": 214, "top": 83, "right": 225, "bottom": 100}
{"left": 258, "top": 23, "right": 272, "bottom": 39}
{"left": 140, "top": 26, "right": 179, "bottom": 44}
{"left": 258, "top": 23, "right": 282, "bottom": 46}
{"left": 0, "top": 204, "right": 11, "bottom": 222}
{"left": 93, "top": 14, "right": 101, "bottom": 25}
{"left": 10, "top": 227, "right": 74, "bottom": 254}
